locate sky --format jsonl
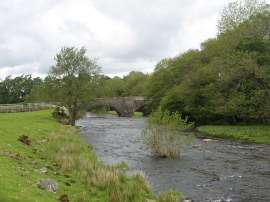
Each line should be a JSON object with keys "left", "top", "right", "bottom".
{"left": 0, "top": 0, "right": 251, "bottom": 79}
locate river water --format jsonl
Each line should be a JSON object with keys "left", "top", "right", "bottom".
{"left": 77, "top": 113, "right": 270, "bottom": 202}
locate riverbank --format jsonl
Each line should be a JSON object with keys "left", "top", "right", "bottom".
{"left": 197, "top": 125, "right": 270, "bottom": 143}
{"left": 0, "top": 110, "right": 177, "bottom": 201}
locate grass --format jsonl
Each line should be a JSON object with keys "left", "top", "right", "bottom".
{"left": 197, "top": 125, "right": 270, "bottom": 143}
{"left": 0, "top": 110, "right": 180, "bottom": 202}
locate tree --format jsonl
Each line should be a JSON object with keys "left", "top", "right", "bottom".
{"left": 25, "top": 76, "right": 59, "bottom": 103}
{"left": 0, "top": 79, "right": 9, "bottom": 104}
{"left": 161, "top": 65, "right": 218, "bottom": 122}
{"left": 213, "top": 53, "right": 270, "bottom": 122}
{"left": 144, "top": 50, "right": 202, "bottom": 113}
{"left": 0, "top": 75, "right": 40, "bottom": 104}
{"left": 144, "top": 59, "right": 176, "bottom": 111}
{"left": 122, "top": 71, "right": 148, "bottom": 96}
{"left": 96, "top": 76, "right": 125, "bottom": 97}
{"left": 218, "top": 0, "right": 269, "bottom": 33}
{"left": 49, "top": 47, "right": 100, "bottom": 125}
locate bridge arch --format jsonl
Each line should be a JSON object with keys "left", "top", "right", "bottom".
{"left": 93, "top": 96, "right": 147, "bottom": 117}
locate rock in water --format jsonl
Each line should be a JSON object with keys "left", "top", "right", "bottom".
{"left": 38, "top": 179, "right": 58, "bottom": 192}
{"left": 202, "top": 138, "right": 214, "bottom": 142}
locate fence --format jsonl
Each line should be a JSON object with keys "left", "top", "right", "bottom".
{"left": 0, "top": 103, "right": 56, "bottom": 113}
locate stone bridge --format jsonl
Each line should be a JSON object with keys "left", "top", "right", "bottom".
{"left": 94, "top": 96, "right": 148, "bottom": 117}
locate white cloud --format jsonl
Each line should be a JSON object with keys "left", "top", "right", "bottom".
{"left": 0, "top": 0, "right": 259, "bottom": 79}
{"left": 0, "top": 62, "right": 43, "bottom": 78}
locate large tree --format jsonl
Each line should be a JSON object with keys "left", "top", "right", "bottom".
{"left": 217, "top": 0, "right": 269, "bottom": 33}
{"left": 49, "top": 47, "right": 100, "bottom": 125}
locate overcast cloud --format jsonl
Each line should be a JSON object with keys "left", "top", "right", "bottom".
{"left": 0, "top": 0, "right": 250, "bottom": 79}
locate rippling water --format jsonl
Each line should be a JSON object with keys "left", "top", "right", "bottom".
{"left": 77, "top": 113, "right": 270, "bottom": 202}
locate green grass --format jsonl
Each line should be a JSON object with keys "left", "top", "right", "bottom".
{"left": 0, "top": 110, "right": 180, "bottom": 202}
{"left": 197, "top": 125, "right": 270, "bottom": 143}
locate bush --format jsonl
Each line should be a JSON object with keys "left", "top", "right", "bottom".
{"left": 141, "top": 107, "right": 194, "bottom": 158}
{"left": 52, "top": 105, "right": 69, "bottom": 124}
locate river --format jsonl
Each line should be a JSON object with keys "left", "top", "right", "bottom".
{"left": 77, "top": 113, "right": 270, "bottom": 202}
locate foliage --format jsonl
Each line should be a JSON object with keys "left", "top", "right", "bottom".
{"left": 144, "top": 58, "right": 176, "bottom": 111}
{"left": 217, "top": 0, "right": 269, "bottom": 33}
{"left": 93, "top": 75, "right": 124, "bottom": 97}
{"left": 0, "top": 75, "right": 42, "bottom": 104}
{"left": 95, "top": 71, "right": 149, "bottom": 98}
{"left": 25, "top": 76, "right": 59, "bottom": 103}
{"left": 145, "top": 0, "right": 270, "bottom": 124}
{"left": 122, "top": 71, "right": 149, "bottom": 96}
{"left": 52, "top": 105, "right": 70, "bottom": 124}
{"left": 49, "top": 46, "right": 101, "bottom": 125}
{"left": 142, "top": 107, "right": 194, "bottom": 158}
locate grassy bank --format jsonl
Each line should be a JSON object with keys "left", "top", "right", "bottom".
{"left": 0, "top": 110, "right": 179, "bottom": 201}
{"left": 197, "top": 125, "right": 270, "bottom": 143}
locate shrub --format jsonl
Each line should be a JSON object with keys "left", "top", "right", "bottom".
{"left": 52, "top": 105, "right": 69, "bottom": 124}
{"left": 141, "top": 107, "right": 194, "bottom": 158}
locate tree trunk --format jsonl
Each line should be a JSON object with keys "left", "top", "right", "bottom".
{"left": 69, "top": 115, "right": 76, "bottom": 126}
{"left": 69, "top": 103, "right": 78, "bottom": 126}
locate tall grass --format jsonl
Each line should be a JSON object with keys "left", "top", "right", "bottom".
{"left": 45, "top": 125, "right": 157, "bottom": 201}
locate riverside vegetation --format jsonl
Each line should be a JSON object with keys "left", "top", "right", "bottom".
{"left": 142, "top": 108, "right": 194, "bottom": 158}
{"left": 0, "top": 110, "right": 181, "bottom": 202}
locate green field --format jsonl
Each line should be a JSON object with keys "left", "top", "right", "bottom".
{"left": 197, "top": 125, "right": 270, "bottom": 143}
{"left": 0, "top": 110, "right": 178, "bottom": 202}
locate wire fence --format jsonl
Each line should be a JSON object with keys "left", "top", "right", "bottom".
{"left": 0, "top": 103, "right": 57, "bottom": 113}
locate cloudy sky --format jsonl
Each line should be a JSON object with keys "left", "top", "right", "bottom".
{"left": 0, "top": 0, "right": 248, "bottom": 79}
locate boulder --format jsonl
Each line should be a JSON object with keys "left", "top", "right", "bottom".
{"left": 37, "top": 179, "right": 58, "bottom": 192}
{"left": 39, "top": 167, "right": 48, "bottom": 174}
